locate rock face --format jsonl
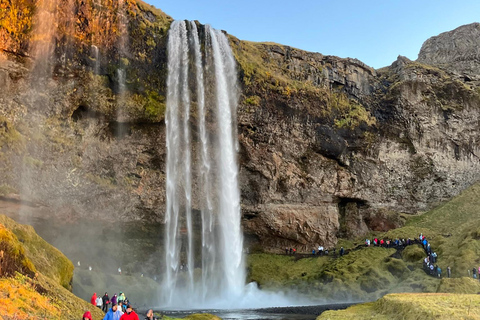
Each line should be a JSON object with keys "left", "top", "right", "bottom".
{"left": 0, "top": 1, "right": 479, "bottom": 252}
{"left": 418, "top": 23, "right": 480, "bottom": 77}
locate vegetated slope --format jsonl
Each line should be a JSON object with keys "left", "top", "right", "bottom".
{"left": 0, "top": 214, "right": 104, "bottom": 320}
{"left": 248, "top": 182, "right": 480, "bottom": 301}
{"left": 317, "top": 293, "right": 480, "bottom": 320}
{"left": 386, "top": 182, "right": 480, "bottom": 278}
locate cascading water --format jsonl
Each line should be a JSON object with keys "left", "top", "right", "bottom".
{"left": 163, "top": 20, "right": 245, "bottom": 308}
{"left": 115, "top": 0, "right": 128, "bottom": 134}
{"left": 31, "top": 0, "right": 58, "bottom": 79}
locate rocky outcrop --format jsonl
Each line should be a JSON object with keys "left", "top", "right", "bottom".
{"left": 0, "top": 1, "right": 479, "bottom": 253}
{"left": 418, "top": 23, "right": 480, "bottom": 78}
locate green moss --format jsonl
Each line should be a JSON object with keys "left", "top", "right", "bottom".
{"left": 330, "top": 92, "right": 376, "bottom": 129}
{"left": 0, "top": 116, "right": 25, "bottom": 153}
{"left": 244, "top": 95, "right": 261, "bottom": 106}
{"left": 402, "top": 246, "right": 426, "bottom": 262}
{"left": 0, "top": 223, "right": 36, "bottom": 277}
{"left": 144, "top": 90, "right": 166, "bottom": 121}
{"left": 0, "top": 184, "right": 17, "bottom": 196}
{"left": 0, "top": 215, "right": 74, "bottom": 290}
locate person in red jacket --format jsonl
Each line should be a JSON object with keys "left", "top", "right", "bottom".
{"left": 120, "top": 304, "right": 139, "bottom": 320}
{"left": 83, "top": 311, "right": 93, "bottom": 320}
{"left": 90, "top": 293, "right": 97, "bottom": 306}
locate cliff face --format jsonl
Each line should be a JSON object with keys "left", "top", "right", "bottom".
{"left": 418, "top": 23, "right": 480, "bottom": 78}
{"left": 0, "top": 0, "right": 479, "bottom": 251}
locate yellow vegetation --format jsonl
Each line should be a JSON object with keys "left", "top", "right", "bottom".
{"left": 318, "top": 293, "right": 480, "bottom": 320}
{"left": 0, "top": 274, "right": 61, "bottom": 320}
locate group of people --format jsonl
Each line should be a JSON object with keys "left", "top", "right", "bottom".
{"left": 82, "top": 308, "right": 158, "bottom": 320}
{"left": 86, "top": 292, "right": 159, "bottom": 320}
{"left": 91, "top": 292, "right": 129, "bottom": 313}
{"left": 419, "top": 234, "right": 450, "bottom": 278}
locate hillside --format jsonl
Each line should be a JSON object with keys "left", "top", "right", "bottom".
{"left": 247, "top": 182, "right": 480, "bottom": 301}
{"left": 0, "top": 214, "right": 104, "bottom": 320}
{"left": 318, "top": 293, "right": 480, "bottom": 320}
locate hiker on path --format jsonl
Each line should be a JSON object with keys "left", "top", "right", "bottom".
{"left": 96, "top": 295, "right": 103, "bottom": 309}
{"left": 145, "top": 309, "right": 158, "bottom": 320}
{"left": 102, "top": 292, "right": 110, "bottom": 312}
{"left": 447, "top": 266, "right": 451, "bottom": 278}
{"left": 91, "top": 293, "right": 97, "bottom": 306}
{"left": 120, "top": 304, "right": 140, "bottom": 320}
{"left": 103, "top": 303, "right": 119, "bottom": 320}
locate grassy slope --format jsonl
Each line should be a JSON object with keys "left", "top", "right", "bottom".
{"left": 0, "top": 215, "right": 74, "bottom": 290}
{"left": 318, "top": 293, "right": 480, "bottom": 320}
{"left": 248, "top": 182, "right": 480, "bottom": 301}
{"left": 386, "top": 182, "right": 480, "bottom": 279}
{"left": 0, "top": 215, "right": 104, "bottom": 320}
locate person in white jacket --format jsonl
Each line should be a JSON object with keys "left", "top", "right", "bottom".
{"left": 96, "top": 296, "right": 103, "bottom": 309}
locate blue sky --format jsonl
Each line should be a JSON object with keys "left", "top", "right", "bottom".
{"left": 148, "top": 0, "right": 480, "bottom": 69}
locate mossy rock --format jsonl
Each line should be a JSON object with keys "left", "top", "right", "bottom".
{"left": 402, "top": 246, "right": 426, "bottom": 262}
{"left": 436, "top": 277, "right": 480, "bottom": 294}
{"left": 0, "top": 215, "right": 74, "bottom": 290}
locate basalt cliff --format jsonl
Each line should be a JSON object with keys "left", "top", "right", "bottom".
{"left": 0, "top": 0, "right": 479, "bottom": 252}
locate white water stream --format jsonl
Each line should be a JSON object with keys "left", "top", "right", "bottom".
{"left": 163, "top": 20, "right": 245, "bottom": 308}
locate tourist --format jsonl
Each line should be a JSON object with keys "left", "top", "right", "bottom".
{"left": 83, "top": 311, "right": 93, "bottom": 320}
{"left": 103, "top": 303, "right": 118, "bottom": 320}
{"left": 285, "top": 247, "right": 288, "bottom": 255}
{"left": 118, "top": 267, "right": 122, "bottom": 274}
{"left": 102, "top": 292, "right": 110, "bottom": 312}
{"left": 114, "top": 303, "right": 124, "bottom": 320}
{"left": 293, "top": 248, "right": 296, "bottom": 255}
{"left": 96, "top": 295, "right": 103, "bottom": 309}
{"left": 91, "top": 293, "right": 97, "bottom": 306}
{"left": 318, "top": 245, "right": 324, "bottom": 255}
{"left": 289, "top": 248, "right": 293, "bottom": 255}
{"left": 473, "top": 268, "right": 477, "bottom": 279}
{"left": 145, "top": 309, "right": 158, "bottom": 320}
{"left": 111, "top": 294, "right": 118, "bottom": 306}
{"left": 119, "top": 292, "right": 126, "bottom": 304}
{"left": 312, "top": 248, "right": 315, "bottom": 255}
{"left": 437, "top": 266, "right": 442, "bottom": 278}
{"left": 340, "top": 247, "right": 344, "bottom": 256}
{"left": 447, "top": 266, "right": 451, "bottom": 278}
{"left": 120, "top": 304, "right": 140, "bottom": 320}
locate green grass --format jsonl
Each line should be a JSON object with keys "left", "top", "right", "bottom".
{"left": 389, "top": 183, "right": 480, "bottom": 278}
{"left": 318, "top": 293, "right": 480, "bottom": 320}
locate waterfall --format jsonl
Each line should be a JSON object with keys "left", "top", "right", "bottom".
{"left": 163, "top": 20, "right": 244, "bottom": 308}
{"left": 91, "top": 45, "right": 100, "bottom": 74}
{"left": 116, "top": 0, "right": 128, "bottom": 131}
{"left": 31, "top": 0, "right": 58, "bottom": 79}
